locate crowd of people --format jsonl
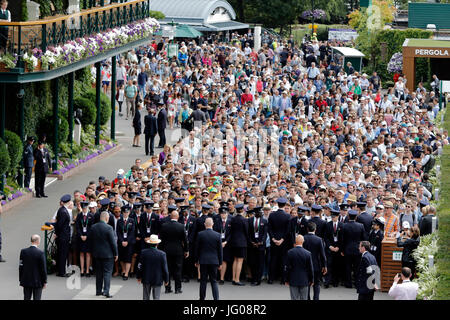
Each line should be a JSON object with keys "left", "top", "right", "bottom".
{"left": 50, "top": 29, "right": 444, "bottom": 300}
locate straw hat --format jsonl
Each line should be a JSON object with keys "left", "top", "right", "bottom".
{"left": 146, "top": 234, "right": 161, "bottom": 244}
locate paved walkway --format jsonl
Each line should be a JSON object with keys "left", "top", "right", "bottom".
{"left": 0, "top": 108, "right": 391, "bottom": 300}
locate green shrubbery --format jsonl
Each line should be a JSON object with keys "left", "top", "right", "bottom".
{"left": 36, "top": 110, "right": 69, "bottom": 146}
{"left": 81, "top": 89, "right": 112, "bottom": 126}
{"left": 4, "top": 130, "right": 23, "bottom": 176}
{"left": 74, "top": 96, "right": 96, "bottom": 126}
{"left": 0, "top": 138, "right": 11, "bottom": 177}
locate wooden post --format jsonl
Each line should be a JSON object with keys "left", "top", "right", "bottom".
{"left": 380, "top": 237, "right": 403, "bottom": 292}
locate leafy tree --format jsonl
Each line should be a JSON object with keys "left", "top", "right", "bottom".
{"left": 149, "top": 10, "right": 165, "bottom": 20}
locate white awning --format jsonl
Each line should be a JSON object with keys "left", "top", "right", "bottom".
{"left": 331, "top": 47, "right": 365, "bottom": 57}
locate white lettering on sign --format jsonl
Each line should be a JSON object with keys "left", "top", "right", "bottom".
{"left": 415, "top": 49, "right": 449, "bottom": 56}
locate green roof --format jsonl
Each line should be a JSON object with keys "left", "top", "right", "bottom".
{"left": 405, "top": 39, "right": 450, "bottom": 48}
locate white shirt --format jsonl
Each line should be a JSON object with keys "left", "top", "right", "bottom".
{"left": 388, "top": 280, "right": 419, "bottom": 300}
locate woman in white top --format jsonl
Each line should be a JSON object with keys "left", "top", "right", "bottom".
{"left": 116, "top": 84, "right": 125, "bottom": 117}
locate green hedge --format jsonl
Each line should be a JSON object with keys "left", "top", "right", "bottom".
{"left": 36, "top": 111, "right": 69, "bottom": 147}
{"left": 436, "top": 105, "right": 450, "bottom": 299}
{"left": 4, "top": 130, "right": 23, "bottom": 176}
{"left": 82, "top": 89, "right": 112, "bottom": 126}
{"left": 0, "top": 138, "right": 10, "bottom": 177}
{"left": 74, "top": 96, "right": 96, "bottom": 126}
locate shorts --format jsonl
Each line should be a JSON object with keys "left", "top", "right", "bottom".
{"left": 102, "top": 81, "right": 110, "bottom": 86}
{"left": 232, "top": 247, "right": 247, "bottom": 259}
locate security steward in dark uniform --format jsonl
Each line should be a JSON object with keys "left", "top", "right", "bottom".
{"left": 23, "top": 136, "right": 35, "bottom": 189}
{"left": 213, "top": 204, "right": 232, "bottom": 284}
{"left": 33, "top": 140, "right": 52, "bottom": 198}
{"left": 341, "top": 210, "right": 367, "bottom": 288}
{"left": 142, "top": 201, "right": 160, "bottom": 248}
{"left": 338, "top": 203, "right": 350, "bottom": 223}
{"left": 247, "top": 206, "right": 268, "bottom": 286}
{"left": 194, "top": 204, "right": 214, "bottom": 236}
{"left": 94, "top": 198, "right": 115, "bottom": 229}
{"left": 159, "top": 210, "right": 188, "bottom": 294}
{"left": 369, "top": 217, "right": 385, "bottom": 267}
{"left": 130, "top": 202, "right": 143, "bottom": 277}
{"left": 161, "top": 205, "right": 177, "bottom": 225}
{"left": 116, "top": 205, "right": 135, "bottom": 280}
{"left": 75, "top": 201, "right": 94, "bottom": 277}
{"left": 303, "top": 222, "right": 327, "bottom": 300}
{"left": 229, "top": 202, "right": 249, "bottom": 286}
{"left": 356, "top": 202, "right": 373, "bottom": 235}
{"left": 54, "top": 194, "right": 72, "bottom": 277}
{"left": 268, "top": 198, "right": 291, "bottom": 284}
{"left": 324, "top": 208, "right": 344, "bottom": 287}
{"left": 310, "top": 204, "right": 326, "bottom": 239}
{"left": 289, "top": 206, "right": 309, "bottom": 245}
{"left": 179, "top": 205, "right": 196, "bottom": 282}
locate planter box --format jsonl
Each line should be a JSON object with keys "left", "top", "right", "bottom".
{"left": 1, "top": 191, "right": 33, "bottom": 212}
{"left": 48, "top": 144, "right": 122, "bottom": 180}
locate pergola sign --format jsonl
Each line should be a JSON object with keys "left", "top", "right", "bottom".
{"left": 402, "top": 38, "right": 450, "bottom": 91}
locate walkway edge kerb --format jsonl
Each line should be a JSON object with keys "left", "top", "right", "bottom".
{"left": 48, "top": 144, "right": 123, "bottom": 181}
{"left": 1, "top": 191, "right": 33, "bottom": 212}
{"left": 2, "top": 144, "right": 122, "bottom": 212}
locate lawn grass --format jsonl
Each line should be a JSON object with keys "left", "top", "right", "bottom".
{"left": 435, "top": 103, "right": 450, "bottom": 299}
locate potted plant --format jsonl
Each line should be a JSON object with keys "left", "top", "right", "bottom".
{"left": 23, "top": 52, "right": 38, "bottom": 72}
{"left": 0, "top": 53, "right": 17, "bottom": 71}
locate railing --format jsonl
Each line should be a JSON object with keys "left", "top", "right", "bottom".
{"left": 0, "top": 0, "right": 150, "bottom": 72}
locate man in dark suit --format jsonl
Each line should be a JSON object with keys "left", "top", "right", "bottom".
{"left": 33, "top": 140, "right": 51, "bottom": 198}
{"left": 268, "top": 198, "right": 291, "bottom": 284}
{"left": 88, "top": 211, "right": 118, "bottom": 298}
{"left": 310, "top": 204, "right": 326, "bottom": 239}
{"left": 303, "top": 222, "right": 327, "bottom": 300}
{"left": 419, "top": 206, "right": 438, "bottom": 236}
{"left": 179, "top": 205, "right": 196, "bottom": 282}
{"left": 230, "top": 203, "right": 249, "bottom": 286}
{"left": 159, "top": 211, "right": 188, "bottom": 294}
{"left": 356, "top": 202, "right": 373, "bottom": 235}
{"left": 144, "top": 107, "right": 158, "bottom": 156}
{"left": 213, "top": 204, "right": 232, "bottom": 284}
{"left": 247, "top": 207, "right": 268, "bottom": 286}
{"left": 286, "top": 235, "right": 314, "bottom": 300}
{"left": 19, "top": 235, "right": 47, "bottom": 300}
{"left": 324, "top": 209, "right": 344, "bottom": 287}
{"left": 289, "top": 206, "right": 309, "bottom": 245}
{"left": 342, "top": 210, "right": 367, "bottom": 288}
{"left": 54, "top": 194, "right": 72, "bottom": 277}
{"left": 137, "top": 235, "right": 169, "bottom": 300}
{"left": 23, "top": 136, "right": 35, "bottom": 189}
{"left": 187, "top": 106, "right": 207, "bottom": 127}
{"left": 195, "top": 217, "right": 223, "bottom": 300}
{"left": 355, "top": 241, "right": 378, "bottom": 300}
{"left": 142, "top": 201, "right": 161, "bottom": 248}
{"left": 338, "top": 203, "right": 350, "bottom": 223}
{"left": 156, "top": 104, "right": 167, "bottom": 148}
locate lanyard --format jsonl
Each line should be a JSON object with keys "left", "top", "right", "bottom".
{"left": 82, "top": 214, "right": 88, "bottom": 228}
{"left": 123, "top": 219, "right": 130, "bottom": 233}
